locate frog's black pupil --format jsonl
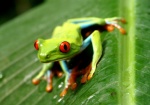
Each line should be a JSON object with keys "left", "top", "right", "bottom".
{"left": 64, "top": 44, "right": 67, "bottom": 50}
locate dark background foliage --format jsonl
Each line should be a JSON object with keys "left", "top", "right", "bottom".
{"left": 0, "top": 0, "right": 44, "bottom": 25}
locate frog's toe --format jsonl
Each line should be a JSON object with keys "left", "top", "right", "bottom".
{"left": 60, "top": 88, "right": 68, "bottom": 97}
{"left": 46, "top": 84, "right": 53, "bottom": 92}
{"left": 32, "top": 79, "right": 40, "bottom": 85}
{"left": 120, "top": 18, "right": 126, "bottom": 23}
{"left": 80, "top": 63, "right": 92, "bottom": 83}
{"left": 105, "top": 17, "right": 126, "bottom": 35}
{"left": 119, "top": 28, "right": 126, "bottom": 34}
{"left": 71, "top": 82, "right": 77, "bottom": 90}
{"left": 56, "top": 71, "right": 63, "bottom": 77}
{"left": 81, "top": 72, "right": 93, "bottom": 83}
{"left": 87, "top": 73, "right": 93, "bottom": 80}
{"left": 81, "top": 74, "right": 88, "bottom": 83}
{"left": 104, "top": 24, "right": 115, "bottom": 32}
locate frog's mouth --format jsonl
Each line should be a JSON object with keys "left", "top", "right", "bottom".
{"left": 39, "top": 56, "right": 70, "bottom": 63}
{"left": 40, "top": 60, "right": 50, "bottom": 63}
{"left": 38, "top": 48, "right": 80, "bottom": 63}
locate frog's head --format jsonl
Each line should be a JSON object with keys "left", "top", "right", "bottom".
{"left": 34, "top": 38, "right": 81, "bottom": 63}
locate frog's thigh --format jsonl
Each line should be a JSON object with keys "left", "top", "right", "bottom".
{"left": 88, "top": 30, "right": 102, "bottom": 80}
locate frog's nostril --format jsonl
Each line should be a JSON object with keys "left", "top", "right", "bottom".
{"left": 39, "top": 53, "right": 50, "bottom": 59}
{"left": 46, "top": 55, "right": 50, "bottom": 59}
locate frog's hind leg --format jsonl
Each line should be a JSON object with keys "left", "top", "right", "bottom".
{"left": 68, "top": 65, "right": 80, "bottom": 90}
{"left": 105, "top": 17, "right": 126, "bottom": 34}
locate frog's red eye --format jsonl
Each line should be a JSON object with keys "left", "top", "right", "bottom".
{"left": 34, "top": 40, "right": 39, "bottom": 50}
{"left": 59, "top": 41, "right": 70, "bottom": 53}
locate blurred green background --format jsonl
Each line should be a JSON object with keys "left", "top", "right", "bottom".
{"left": 0, "top": 0, "right": 45, "bottom": 25}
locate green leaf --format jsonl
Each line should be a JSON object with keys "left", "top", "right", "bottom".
{"left": 0, "top": 0, "right": 149, "bottom": 105}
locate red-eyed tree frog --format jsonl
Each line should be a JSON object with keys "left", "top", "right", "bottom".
{"left": 33, "top": 17, "right": 126, "bottom": 97}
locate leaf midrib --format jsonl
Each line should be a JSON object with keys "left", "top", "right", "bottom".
{"left": 118, "top": 0, "right": 136, "bottom": 105}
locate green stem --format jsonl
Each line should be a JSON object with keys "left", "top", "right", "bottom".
{"left": 118, "top": 0, "right": 136, "bottom": 105}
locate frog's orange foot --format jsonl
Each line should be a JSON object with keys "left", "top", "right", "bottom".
{"left": 104, "top": 25, "right": 115, "bottom": 32}
{"left": 68, "top": 77, "right": 77, "bottom": 90}
{"left": 60, "top": 88, "right": 68, "bottom": 97}
{"left": 32, "top": 79, "right": 40, "bottom": 85}
{"left": 71, "top": 82, "right": 77, "bottom": 90}
{"left": 81, "top": 73, "right": 88, "bottom": 83}
{"left": 119, "top": 28, "right": 126, "bottom": 34}
{"left": 120, "top": 19, "right": 126, "bottom": 23}
{"left": 80, "top": 63, "right": 92, "bottom": 83}
{"left": 81, "top": 72, "right": 93, "bottom": 83}
{"left": 105, "top": 18, "right": 126, "bottom": 35}
{"left": 45, "top": 71, "right": 53, "bottom": 92}
{"left": 87, "top": 73, "right": 93, "bottom": 80}
{"left": 109, "top": 24, "right": 126, "bottom": 34}
{"left": 55, "top": 70, "right": 63, "bottom": 77}
{"left": 67, "top": 65, "right": 81, "bottom": 90}
{"left": 46, "top": 84, "right": 53, "bottom": 92}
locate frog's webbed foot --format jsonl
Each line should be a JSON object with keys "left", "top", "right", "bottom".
{"left": 105, "top": 17, "right": 126, "bottom": 34}
{"left": 55, "top": 69, "right": 63, "bottom": 77}
{"left": 68, "top": 68, "right": 78, "bottom": 90}
{"left": 80, "top": 63, "right": 92, "bottom": 83}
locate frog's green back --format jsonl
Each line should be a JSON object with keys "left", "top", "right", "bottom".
{"left": 52, "top": 22, "right": 82, "bottom": 43}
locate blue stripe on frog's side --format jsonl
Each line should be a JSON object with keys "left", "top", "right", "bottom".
{"left": 71, "top": 19, "right": 95, "bottom": 29}
{"left": 71, "top": 20, "right": 91, "bottom": 24}
{"left": 59, "top": 60, "right": 70, "bottom": 73}
{"left": 80, "top": 35, "right": 91, "bottom": 52}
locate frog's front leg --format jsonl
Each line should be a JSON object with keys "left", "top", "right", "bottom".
{"left": 105, "top": 17, "right": 126, "bottom": 34}
{"left": 81, "top": 30, "right": 102, "bottom": 82}
{"left": 32, "top": 63, "right": 54, "bottom": 91}
{"left": 57, "top": 60, "right": 80, "bottom": 97}
{"left": 59, "top": 60, "right": 70, "bottom": 97}
{"left": 68, "top": 17, "right": 126, "bottom": 35}
{"left": 89, "top": 30, "right": 102, "bottom": 79}
{"left": 44, "top": 70, "right": 53, "bottom": 92}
